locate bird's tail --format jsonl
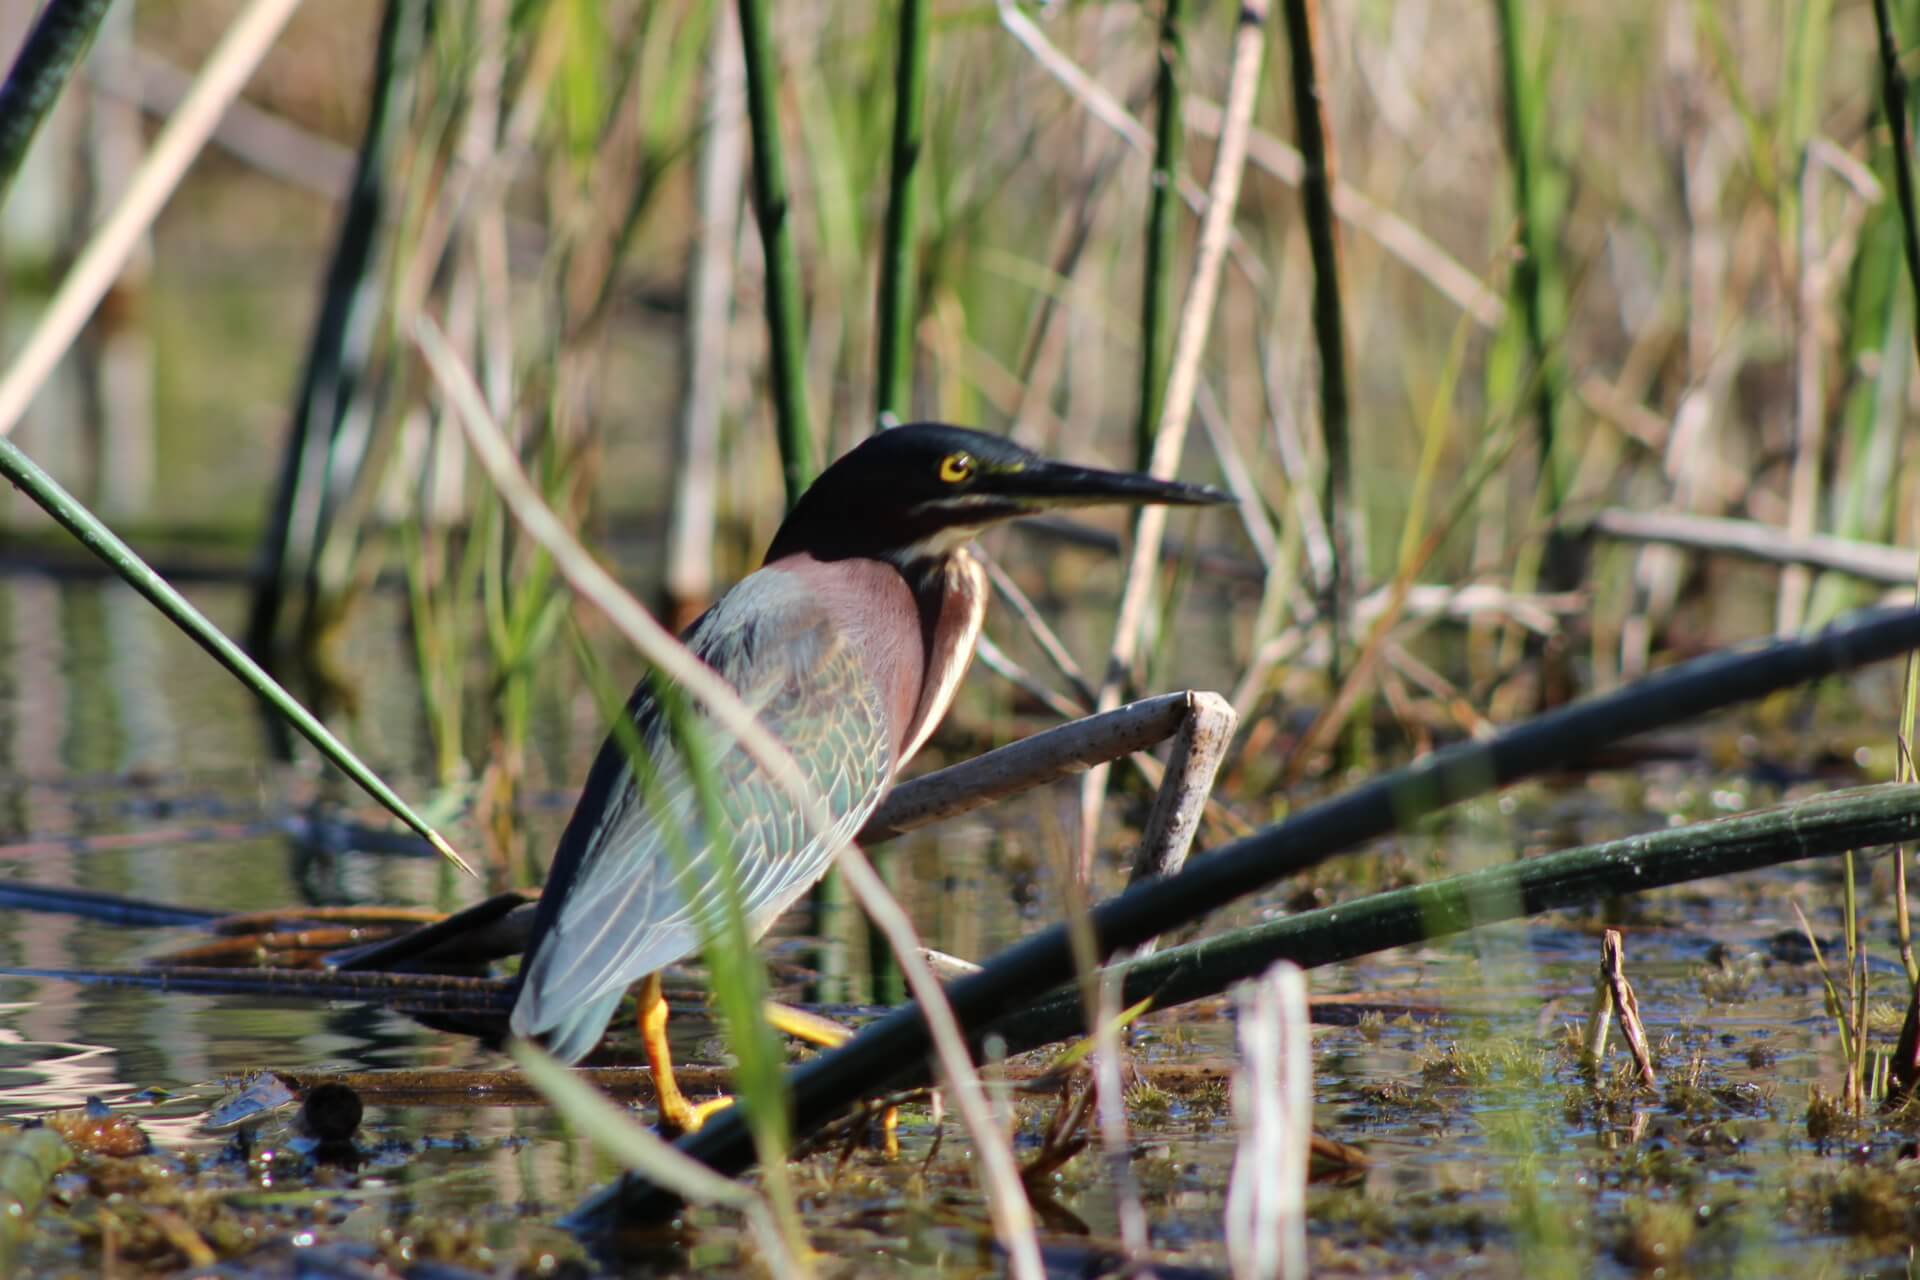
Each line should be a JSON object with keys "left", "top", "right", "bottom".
{"left": 509, "top": 986, "right": 625, "bottom": 1065}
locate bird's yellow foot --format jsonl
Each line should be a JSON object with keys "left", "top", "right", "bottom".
{"left": 638, "top": 972, "right": 735, "bottom": 1136}
{"left": 765, "top": 999, "right": 899, "bottom": 1157}
{"left": 658, "top": 1091, "right": 735, "bottom": 1138}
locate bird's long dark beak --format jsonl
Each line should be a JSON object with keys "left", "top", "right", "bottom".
{"left": 992, "top": 460, "right": 1230, "bottom": 509}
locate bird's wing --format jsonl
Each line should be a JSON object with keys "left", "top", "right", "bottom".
{"left": 511, "top": 573, "right": 896, "bottom": 1043}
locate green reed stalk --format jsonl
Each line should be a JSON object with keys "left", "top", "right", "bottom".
{"left": 1279, "top": 0, "right": 1357, "bottom": 727}
{"left": 874, "top": 0, "right": 931, "bottom": 424}
{"left": 1278, "top": 0, "right": 1349, "bottom": 643}
{"left": 246, "top": 0, "right": 423, "bottom": 658}
{"left": 1873, "top": 0, "right": 1920, "bottom": 372}
{"left": 0, "top": 0, "right": 112, "bottom": 204}
{"left": 737, "top": 0, "right": 816, "bottom": 504}
{"left": 1135, "top": 0, "right": 1186, "bottom": 472}
{"left": 1872, "top": 0, "right": 1920, "bottom": 987}
{"left": 0, "top": 435, "right": 473, "bottom": 875}
{"left": 864, "top": 0, "right": 936, "bottom": 1001}
{"left": 1493, "top": 0, "right": 1566, "bottom": 514}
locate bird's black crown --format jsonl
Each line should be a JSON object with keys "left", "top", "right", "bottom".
{"left": 764, "top": 422, "right": 1224, "bottom": 566}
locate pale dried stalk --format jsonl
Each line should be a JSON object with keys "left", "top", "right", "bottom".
{"left": 0, "top": 0, "right": 306, "bottom": 436}
{"left": 415, "top": 318, "right": 1045, "bottom": 1280}
{"left": 1129, "top": 691, "right": 1236, "bottom": 889}
{"left": 1185, "top": 95, "right": 1505, "bottom": 328}
{"left": 665, "top": 5, "right": 746, "bottom": 623}
{"left": 977, "top": 550, "right": 1097, "bottom": 706}
{"left": 1078, "top": 1, "right": 1268, "bottom": 874}
{"left": 1091, "top": 969, "right": 1152, "bottom": 1263}
{"left": 1593, "top": 508, "right": 1916, "bottom": 586}
{"left": 995, "top": 0, "right": 1269, "bottom": 291}
{"left": 1779, "top": 152, "right": 1828, "bottom": 634}
{"left": 995, "top": 0, "right": 1499, "bottom": 328}
{"left": 1226, "top": 962, "right": 1311, "bottom": 1280}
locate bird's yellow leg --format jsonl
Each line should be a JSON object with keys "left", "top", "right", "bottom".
{"left": 763, "top": 1000, "right": 897, "bottom": 1158}
{"left": 762, "top": 1000, "right": 852, "bottom": 1048}
{"left": 640, "top": 972, "right": 733, "bottom": 1136}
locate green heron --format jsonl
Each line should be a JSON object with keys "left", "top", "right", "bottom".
{"left": 509, "top": 423, "right": 1225, "bottom": 1132}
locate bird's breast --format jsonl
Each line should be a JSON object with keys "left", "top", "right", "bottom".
{"left": 763, "top": 554, "right": 932, "bottom": 767}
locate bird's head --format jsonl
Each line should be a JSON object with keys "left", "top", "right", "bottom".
{"left": 765, "top": 423, "right": 1229, "bottom": 566}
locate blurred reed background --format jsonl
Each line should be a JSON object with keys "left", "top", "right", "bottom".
{"left": 2, "top": 0, "right": 1918, "bottom": 867}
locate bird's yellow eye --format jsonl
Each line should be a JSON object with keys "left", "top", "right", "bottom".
{"left": 938, "top": 452, "right": 975, "bottom": 484}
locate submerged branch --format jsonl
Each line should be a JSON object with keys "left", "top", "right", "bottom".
{"left": 988, "top": 784, "right": 1920, "bottom": 1059}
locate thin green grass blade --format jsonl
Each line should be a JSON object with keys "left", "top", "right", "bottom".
{"left": 875, "top": 0, "right": 932, "bottom": 425}
{"left": 1492, "top": 0, "right": 1567, "bottom": 513}
{"left": 1135, "top": 0, "right": 1185, "bottom": 472}
{"left": 0, "top": 436, "right": 475, "bottom": 877}
{"left": 512, "top": 1040, "right": 804, "bottom": 1279}
{"left": 0, "top": 0, "right": 113, "bottom": 204}
{"left": 738, "top": 0, "right": 817, "bottom": 503}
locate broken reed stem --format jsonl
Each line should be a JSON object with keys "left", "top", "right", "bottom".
{"left": 1600, "top": 930, "right": 1656, "bottom": 1088}
{"left": 736, "top": 0, "right": 816, "bottom": 504}
{"left": 1128, "top": 692, "right": 1236, "bottom": 887}
{"left": 1080, "top": 0, "right": 1266, "bottom": 875}
{"left": 1136, "top": 0, "right": 1186, "bottom": 472}
{"left": 0, "top": 0, "right": 114, "bottom": 203}
{"left": 590, "top": 610, "right": 1920, "bottom": 1224}
{"left": 1279, "top": 0, "right": 1354, "bottom": 688}
{"left": 874, "top": 0, "right": 931, "bottom": 424}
